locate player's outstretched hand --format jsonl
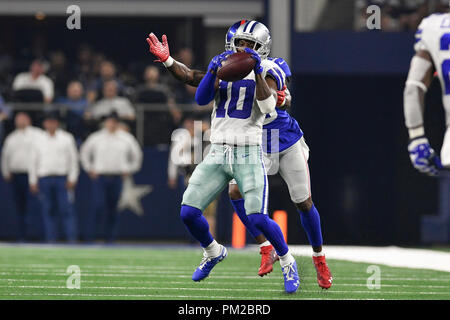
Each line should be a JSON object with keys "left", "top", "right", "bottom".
{"left": 146, "top": 33, "right": 170, "bottom": 63}
{"left": 244, "top": 48, "right": 263, "bottom": 75}
{"left": 408, "top": 137, "right": 443, "bottom": 176}
{"left": 208, "top": 51, "right": 232, "bottom": 74}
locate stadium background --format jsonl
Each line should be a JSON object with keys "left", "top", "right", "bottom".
{"left": 0, "top": 0, "right": 447, "bottom": 246}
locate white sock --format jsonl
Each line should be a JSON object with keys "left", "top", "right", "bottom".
{"left": 259, "top": 241, "right": 271, "bottom": 248}
{"left": 204, "top": 240, "right": 222, "bottom": 258}
{"left": 279, "top": 250, "right": 295, "bottom": 267}
{"left": 312, "top": 251, "right": 325, "bottom": 257}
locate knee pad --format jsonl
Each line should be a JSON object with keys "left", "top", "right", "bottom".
{"left": 180, "top": 205, "right": 202, "bottom": 223}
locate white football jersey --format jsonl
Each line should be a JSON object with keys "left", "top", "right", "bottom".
{"left": 209, "top": 59, "right": 286, "bottom": 146}
{"left": 415, "top": 13, "right": 450, "bottom": 125}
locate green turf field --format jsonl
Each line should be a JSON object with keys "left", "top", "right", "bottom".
{"left": 0, "top": 244, "right": 449, "bottom": 300}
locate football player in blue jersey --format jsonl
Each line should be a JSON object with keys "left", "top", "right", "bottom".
{"left": 146, "top": 20, "right": 332, "bottom": 289}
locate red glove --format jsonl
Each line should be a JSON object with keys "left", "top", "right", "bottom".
{"left": 276, "top": 85, "right": 287, "bottom": 107}
{"left": 146, "top": 33, "right": 170, "bottom": 63}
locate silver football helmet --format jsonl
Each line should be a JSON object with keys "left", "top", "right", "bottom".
{"left": 230, "top": 20, "right": 272, "bottom": 60}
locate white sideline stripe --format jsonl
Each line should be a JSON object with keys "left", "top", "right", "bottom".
{"left": 1, "top": 278, "right": 448, "bottom": 289}
{"left": 2, "top": 285, "right": 448, "bottom": 295}
{"left": 283, "top": 245, "right": 450, "bottom": 273}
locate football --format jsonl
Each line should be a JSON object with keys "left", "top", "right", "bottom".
{"left": 217, "top": 52, "right": 256, "bottom": 82}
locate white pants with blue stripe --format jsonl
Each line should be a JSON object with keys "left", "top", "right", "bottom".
{"left": 230, "top": 137, "right": 311, "bottom": 204}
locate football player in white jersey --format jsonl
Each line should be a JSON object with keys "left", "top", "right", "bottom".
{"left": 146, "top": 21, "right": 300, "bottom": 294}
{"left": 403, "top": 11, "right": 450, "bottom": 174}
{"left": 147, "top": 20, "right": 332, "bottom": 290}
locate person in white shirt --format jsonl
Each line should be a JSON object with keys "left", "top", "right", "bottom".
{"left": 1, "top": 112, "right": 42, "bottom": 240}
{"left": 29, "top": 112, "right": 79, "bottom": 243}
{"left": 80, "top": 112, "right": 143, "bottom": 242}
{"left": 86, "top": 80, "right": 135, "bottom": 121}
{"left": 12, "top": 59, "right": 54, "bottom": 103}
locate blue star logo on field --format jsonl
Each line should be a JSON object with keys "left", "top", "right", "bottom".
{"left": 117, "top": 176, "right": 153, "bottom": 216}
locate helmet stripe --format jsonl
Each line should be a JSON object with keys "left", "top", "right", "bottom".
{"left": 243, "top": 21, "right": 255, "bottom": 33}
{"left": 249, "top": 21, "right": 259, "bottom": 33}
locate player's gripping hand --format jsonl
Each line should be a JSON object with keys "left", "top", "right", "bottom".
{"left": 146, "top": 33, "right": 170, "bottom": 63}
{"left": 408, "top": 137, "right": 443, "bottom": 176}
{"left": 244, "top": 48, "right": 263, "bottom": 75}
{"left": 276, "top": 85, "right": 287, "bottom": 107}
{"left": 208, "top": 51, "right": 232, "bottom": 74}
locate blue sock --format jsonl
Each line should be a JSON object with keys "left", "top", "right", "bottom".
{"left": 180, "top": 205, "right": 214, "bottom": 248}
{"left": 247, "top": 213, "right": 288, "bottom": 256}
{"left": 230, "top": 198, "right": 262, "bottom": 239}
{"left": 298, "top": 204, "right": 323, "bottom": 248}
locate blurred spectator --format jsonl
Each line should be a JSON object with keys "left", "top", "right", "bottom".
{"left": 167, "top": 116, "right": 217, "bottom": 236}
{"left": 0, "top": 94, "right": 11, "bottom": 148}
{"left": 56, "top": 81, "right": 89, "bottom": 144}
{"left": 74, "top": 44, "right": 95, "bottom": 89}
{"left": 1, "top": 112, "right": 42, "bottom": 241}
{"left": 48, "top": 51, "right": 72, "bottom": 99}
{"left": 80, "top": 112, "right": 143, "bottom": 243}
{"left": 135, "top": 65, "right": 182, "bottom": 145}
{"left": 28, "top": 113, "right": 79, "bottom": 243}
{"left": 0, "top": 44, "right": 13, "bottom": 95}
{"left": 167, "top": 47, "right": 198, "bottom": 104}
{"left": 87, "top": 60, "right": 124, "bottom": 102}
{"left": 355, "top": 0, "right": 430, "bottom": 31}
{"left": 87, "top": 80, "right": 135, "bottom": 121}
{"left": 12, "top": 59, "right": 54, "bottom": 103}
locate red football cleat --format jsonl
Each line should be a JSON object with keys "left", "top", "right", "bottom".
{"left": 312, "top": 255, "right": 333, "bottom": 289}
{"left": 258, "top": 245, "right": 279, "bottom": 277}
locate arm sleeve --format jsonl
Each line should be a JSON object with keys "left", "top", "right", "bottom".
{"left": 167, "top": 142, "right": 179, "bottom": 181}
{"left": 79, "top": 136, "right": 94, "bottom": 172}
{"left": 121, "top": 98, "right": 136, "bottom": 117}
{"left": 28, "top": 145, "right": 38, "bottom": 185}
{"left": 12, "top": 74, "right": 22, "bottom": 91}
{"left": 195, "top": 71, "right": 217, "bottom": 105}
{"left": 414, "top": 19, "right": 428, "bottom": 53}
{"left": 1, "top": 137, "right": 11, "bottom": 178}
{"left": 403, "top": 55, "right": 433, "bottom": 132}
{"left": 67, "top": 135, "right": 80, "bottom": 183}
{"left": 266, "top": 68, "right": 284, "bottom": 90}
{"left": 43, "top": 77, "right": 54, "bottom": 102}
{"left": 128, "top": 136, "right": 143, "bottom": 174}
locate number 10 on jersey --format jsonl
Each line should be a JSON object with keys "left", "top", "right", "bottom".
{"left": 216, "top": 79, "right": 255, "bottom": 119}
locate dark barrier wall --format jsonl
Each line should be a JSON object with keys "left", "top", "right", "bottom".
{"left": 290, "top": 31, "right": 415, "bottom": 75}
{"left": 287, "top": 74, "right": 444, "bottom": 245}
{"left": 283, "top": 31, "right": 445, "bottom": 245}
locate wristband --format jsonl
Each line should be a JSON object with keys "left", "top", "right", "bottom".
{"left": 408, "top": 126, "right": 425, "bottom": 140}
{"left": 257, "top": 95, "right": 276, "bottom": 114}
{"left": 163, "top": 56, "right": 174, "bottom": 68}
